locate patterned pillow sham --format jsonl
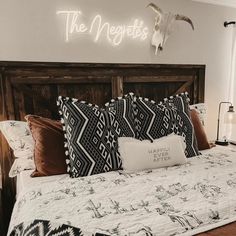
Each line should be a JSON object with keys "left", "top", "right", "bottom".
{"left": 9, "top": 158, "right": 35, "bottom": 178}
{"left": 0, "top": 121, "right": 34, "bottom": 159}
{"left": 57, "top": 96, "right": 134, "bottom": 178}
{"left": 133, "top": 93, "right": 199, "bottom": 157}
{"left": 105, "top": 93, "right": 136, "bottom": 138}
{"left": 0, "top": 121, "right": 35, "bottom": 177}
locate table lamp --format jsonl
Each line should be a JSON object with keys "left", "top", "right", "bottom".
{"left": 216, "top": 102, "right": 236, "bottom": 146}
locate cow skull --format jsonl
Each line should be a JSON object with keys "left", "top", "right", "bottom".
{"left": 147, "top": 3, "right": 194, "bottom": 54}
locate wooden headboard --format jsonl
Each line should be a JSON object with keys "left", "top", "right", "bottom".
{"left": 0, "top": 61, "right": 205, "bottom": 232}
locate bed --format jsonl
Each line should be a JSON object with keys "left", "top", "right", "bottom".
{"left": 1, "top": 61, "right": 236, "bottom": 235}
{"left": 7, "top": 146, "right": 236, "bottom": 236}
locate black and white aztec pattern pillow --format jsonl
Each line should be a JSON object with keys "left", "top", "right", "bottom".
{"left": 134, "top": 98, "right": 177, "bottom": 139}
{"left": 9, "top": 220, "right": 108, "bottom": 236}
{"left": 163, "top": 93, "right": 199, "bottom": 157}
{"left": 133, "top": 93, "right": 199, "bottom": 157}
{"left": 9, "top": 220, "right": 83, "bottom": 236}
{"left": 57, "top": 96, "right": 126, "bottom": 178}
{"left": 105, "top": 93, "right": 136, "bottom": 138}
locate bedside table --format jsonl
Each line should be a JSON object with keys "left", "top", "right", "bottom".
{"left": 229, "top": 142, "right": 236, "bottom": 147}
{"left": 228, "top": 142, "right": 236, "bottom": 150}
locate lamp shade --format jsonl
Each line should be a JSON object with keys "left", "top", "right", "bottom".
{"left": 216, "top": 102, "right": 235, "bottom": 146}
{"left": 224, "top": 110, "right": 236, "bottom": 124}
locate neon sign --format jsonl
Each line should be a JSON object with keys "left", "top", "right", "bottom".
{"left": 57, "top": 10, "right": 149, "bottom": 46}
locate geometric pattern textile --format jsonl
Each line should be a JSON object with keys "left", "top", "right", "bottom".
{"left": 162, "top": 93, "right": 199, "bottom": 157}
{"left": 134, "top": 97, "right": 177, "bottom": 139}
{"left": 105, "top": 93, "right": 136, "bottom": 138}
{"left": 133, "top": 93, "right": 199, "bottom": 157}
{"left": 9, "top": 220, "right": 108, "bottom": 236}
{"left": 57, "top": 96, "right": 127, "bottom": 178}
{"left": 8, "top": 146, "right": 236, "bottom": 236}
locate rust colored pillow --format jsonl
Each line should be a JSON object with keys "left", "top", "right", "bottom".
{"left": 25, "top": 115, "right": 67, "bottom": 177}
{"left": 190, "top": 109, "right": 210, "bottom": 151}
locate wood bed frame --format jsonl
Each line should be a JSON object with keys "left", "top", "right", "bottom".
{"left": 0, "top": 61, "right": 233, "bottom": 236}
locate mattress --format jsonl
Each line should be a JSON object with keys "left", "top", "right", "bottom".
{"left": 9, "top": 146, "right": 236, "bottom": 236}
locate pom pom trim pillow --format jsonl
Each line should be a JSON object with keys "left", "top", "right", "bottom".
{"left": 105, "top": 93, "right": 136, "bottom": 138}
{"left": 133, "top": 93, "right": 199, "bottom": 157}
{"left": 163, "top": 93, "right": 199, "bottom": 157}
{"left": 57, "top": 95, "right": 136, "bottom": 178}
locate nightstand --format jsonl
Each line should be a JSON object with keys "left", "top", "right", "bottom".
{"left": 227, "top": 142, "right": 236, "bottom": 150}
{"left": 229, "top": 142, "right": 236, "bottom": 147}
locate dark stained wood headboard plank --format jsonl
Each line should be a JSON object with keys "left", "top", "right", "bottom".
{"left": 0, "top": 62, "right": 205, "bottom": 235}
{"left": 0, "top": 70, "right": 17, "bottom": 234}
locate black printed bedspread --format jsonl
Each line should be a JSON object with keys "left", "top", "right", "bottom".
{"left": 8, "top": 146, "right": 236, "bottom": 236}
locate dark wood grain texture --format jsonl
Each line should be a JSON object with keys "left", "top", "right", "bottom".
{"left": 0, "top": 61, "right": 206, "bottom": 235}
{"left": 197, "top": 222, "right": 236, "bottom": 236}
{"left": 0, "top": 188, "right": 3, "bottom": 236}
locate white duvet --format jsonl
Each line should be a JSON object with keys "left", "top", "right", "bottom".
{"left": 8, "top": 146, "right": 236, "bottom": 236}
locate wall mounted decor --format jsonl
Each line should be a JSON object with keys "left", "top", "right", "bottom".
{"left": 57, "top": 10, "right": 149, "bottom": 46}
{"left": 147, "top": 3, "right": 195, "bottom": 54}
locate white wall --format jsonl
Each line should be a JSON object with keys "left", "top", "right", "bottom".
{"left": 0, "top": 0, "right": 236, "bottom": 140}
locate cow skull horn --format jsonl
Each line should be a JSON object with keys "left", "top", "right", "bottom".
{"left": 175, "top": 14, "right": 195, "bottom": 30}
{"left": 147, "top": 3, "right": 163, "bottom": 15}
{"left": 147, "top": 3, "right": 163, "bottom": 30}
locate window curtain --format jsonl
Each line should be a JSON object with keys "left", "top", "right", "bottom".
{"left": 227, "top": 25, "right": 236, "bottom": 140}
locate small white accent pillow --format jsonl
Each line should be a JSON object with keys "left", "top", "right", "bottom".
{"left": 119, "top": 135, "right": 187, "bottom": 173}
{"left": 0, "top": 121, "right": 35, "bottom": 177}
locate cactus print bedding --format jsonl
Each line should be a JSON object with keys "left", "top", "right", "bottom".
{"left": 8, "top": 146, "right": 236, "bottom": 236}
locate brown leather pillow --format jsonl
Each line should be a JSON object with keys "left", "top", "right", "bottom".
{"left": 190, "top": 109, "right": 210, "bottom": 151}
{"left": 25, "top": 115, "right": 67, "bottom": 177}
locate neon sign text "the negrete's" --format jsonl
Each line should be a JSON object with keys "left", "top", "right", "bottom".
{"left": 57, "top": 10, "right": 149, "bottom": 46}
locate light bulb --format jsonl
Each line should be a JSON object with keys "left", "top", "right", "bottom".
{"left": 228, "top": 112, "right": 234, "bottom": 121}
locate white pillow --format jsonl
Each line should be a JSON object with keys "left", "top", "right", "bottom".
{"left": 190, "top": 103, "right": 207, "bottom": 126}
{"left": 119, "top": 135, "right": 187, "bottom": 173}
{"left": 8, "top": 158, "right": 35, "bottom": 178}
{"left": 0, "top": 120, "right": 34, "bottom": 158}
{"left": 0, "top": 121, "right": 35, "bottom": 177}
